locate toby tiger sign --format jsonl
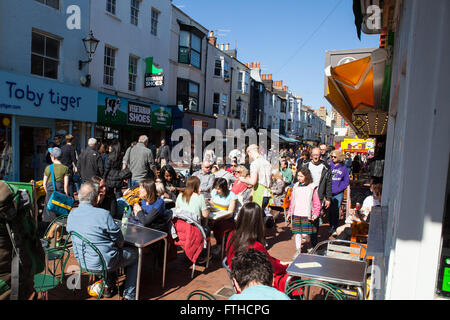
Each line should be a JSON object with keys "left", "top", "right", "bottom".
{"left": 0, "top": 70, "right": 97, "bottom": 122}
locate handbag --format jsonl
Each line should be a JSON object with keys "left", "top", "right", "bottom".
{"left": 119, "top": 167, "right": 132, "bottom": 180}
{"left": 46, "top": 164, "right": 74, "bottom": 216}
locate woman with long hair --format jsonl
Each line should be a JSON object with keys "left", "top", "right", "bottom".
{"left": 159, "top": 164, "right": 184, "bottom": 201}
{"left": 175, "top": 176, "right": 209, "bottom": 223}
{"left": 130, "top": 179, "right": 166, "bottom": 229}
{"left": 226, "top": 202, "right": 291, "bottom": 293}
{"left": 103, "top": 140, "right": 123, "bottom": 198}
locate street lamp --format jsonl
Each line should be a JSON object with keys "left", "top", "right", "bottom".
{"left": 79, "top": 31, "right": 100, "bottom": 70}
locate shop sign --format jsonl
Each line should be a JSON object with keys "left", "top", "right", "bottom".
{"left": 192, "top": 118, "right": 209, "bottom": 128}
{"left": 151, "top": 105, "right": 172, "bottom": 129}
{"left": 0, "top": 70, "right": 97, "bottom": 122}
{"left": 128, "top": 102, "right": 152, "bottom": 127}
{"left": 144, "top": 57, "right": 164, "bottom": 88}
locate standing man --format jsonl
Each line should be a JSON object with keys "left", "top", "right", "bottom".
{"left": 156, "top": 139, "right": 171, "bottom": 168}
{"left": 60, "top": 134, "right": 77, "bottom": 197}
{"left": 280, "top": 160, "right": 293, "bottom": 185}
{"left": 301, "top": 147, "right": 332, "bottom": 247}
{"left": 192, "top": 160, "right": 215, "bottom": 193}
{"left": 77, "top": 138, "right": 104, "bottom": 183}
{"left": 122, "top": 135, "right": 155, "bottom": 186}
{"left": 319, "top": 144, "right": 330, "bottom": 164}
{"left": 239, "top": 145, "right": 272, "bottom": 216}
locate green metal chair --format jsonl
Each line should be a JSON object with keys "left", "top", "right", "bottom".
{"left": 33, "top": 237, "right": 71, "bottom": 300}
{"left": 41, "top": 215, "right": 69, "bottom": 275}
{"left": 186, "top": 289, "right": 216, "bottom": 300}
{"left": 285, "top": 279, "right": 347, "bottom": 300}
{"left": 69, "top": 231, "right": 120, "bottom": 300}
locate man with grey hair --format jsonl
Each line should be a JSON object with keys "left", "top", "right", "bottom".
{"left": 123, "top": 135, "right": 155, "bottom": 186}
{"left": 66, "top": 182, "right": 139, "bottom": 300}
{"left": 76, "top": 137, "right": 104, "bottom": 182}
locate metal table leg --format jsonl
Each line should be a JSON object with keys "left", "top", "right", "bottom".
{"left": 162, "top": 238, "right": 167, "bottom": 288}
{"left": 136, "top": 247, "right": 143, "bottom": 300}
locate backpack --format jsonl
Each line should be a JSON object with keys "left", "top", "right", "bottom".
{"left": 0, "top": 181, "right": 45, "bottom": 300}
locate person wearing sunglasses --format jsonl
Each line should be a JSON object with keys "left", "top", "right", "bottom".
{"left": 328, "top": 150, "right": 350, "bottom": 236}
{"left": 192, "top": 160, "right": 216, "bottom": 193}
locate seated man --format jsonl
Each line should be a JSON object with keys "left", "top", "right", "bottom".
{"left": 66, "top": 182, "right": 138, "bottom": 300}
{"left": 229, "top": 249, "right": 291, "bottom": 300}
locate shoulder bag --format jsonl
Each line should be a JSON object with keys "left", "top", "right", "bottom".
{"left": 46, "top": 165, "right": 74, "bottom": 216}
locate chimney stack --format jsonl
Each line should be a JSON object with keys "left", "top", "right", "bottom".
{"left": 220, "top": 44, "right": 224, "bottom": 51}
{"left": 208, "top": 30, "right": 217, "bottom": 46}
{"left": 225, "top": 43, "right": 230, "bottom": 50}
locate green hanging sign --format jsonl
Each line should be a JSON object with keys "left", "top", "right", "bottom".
{"left": 144, "top": 57, "right": 164, "bottom": 88}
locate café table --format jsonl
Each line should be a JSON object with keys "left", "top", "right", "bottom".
{"left": 115, "top": 220, "right": 168, "bottom": 300}
{"left": 286, "top": 253, "right": 368, "bottom": 300}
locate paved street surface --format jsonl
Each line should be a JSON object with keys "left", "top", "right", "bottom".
{"left": 47, "top": 214, "right": 335, "bottom": 300}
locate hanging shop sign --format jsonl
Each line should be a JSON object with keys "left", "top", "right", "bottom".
{"left": 0, "top": 70, "right": 97, "bottom": 122}
{"left": 144, "top": 57, "right": 164, "bottom": 88}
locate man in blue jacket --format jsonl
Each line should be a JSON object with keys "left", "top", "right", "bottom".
{"left": 66, "top": 182, "right": 138, "bottom": 300}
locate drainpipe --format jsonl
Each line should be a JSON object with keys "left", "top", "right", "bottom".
{"left": 203, "top": 40, "right": 208, "bottom": 114}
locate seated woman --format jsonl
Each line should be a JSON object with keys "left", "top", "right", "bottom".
{"left": 159, "top": 165, "right": 185, "bottom": 202}
{"left": 336, "top": 179, "right": 382, "bottom": 240}
{"left": 226, "top": 202, "right": 292, "bottom": 293}
{"left": 231, "top": 166, "right": 253, "bottom": 217}
{"left": 209, "top": 178, "right": 238, "bottom": 256}
{"left": 130, "top": 180, "right": 166, "bottom": 231}
{"left": 91, "top": 176, "right": 118, "bottom": 219}
{"left": 231, "top": 166, "right": 249, "bottom": 195}
{"left": 175, "top": 176, "right": 210, "bottom": 226}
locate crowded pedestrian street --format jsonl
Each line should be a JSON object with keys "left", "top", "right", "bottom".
{"left": 0, "top": 0, "right": 449, "bottom": 311}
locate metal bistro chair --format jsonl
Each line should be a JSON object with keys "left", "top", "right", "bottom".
{"left": 41, "top": 214, "right": 70, "bottom": 275}
{"left": 186, "top": 290, "right": 216, "bottom": 300}
{"left": 69, "top": 231, "right": 120, "bottom": 300}
{"left": 222, "top": 257, "right": 238, "bottom": 294}
{"left": 285, "top": 279, "right": 347, "bottom": 300}
{"left": 311, "top": 239, "right": 368, "bottom": 299}
{"left": 33, "top": 237, "right": 71, "bottom": 300}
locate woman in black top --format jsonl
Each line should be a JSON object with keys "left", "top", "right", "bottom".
{"left": 103, "top": 140, "right": 123, "bottom": 198}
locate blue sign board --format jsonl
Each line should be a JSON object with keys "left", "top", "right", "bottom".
{"left": 0, "top": 70, "right": 97, "bottom": 122}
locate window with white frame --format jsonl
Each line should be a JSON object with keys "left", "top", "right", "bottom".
{"left": 35, "top": 0, "right": 59, "bottom": 10}
{"left": 151, "top": 8, "right": 159, "bottom": 36}
{"left": 223, "top": 61, "right": 229, "bottom": 79}
{"left": 106, "top": 0, "right": 116, "bottom": 15}
{"left": 31, "top": 31, "right": 60, "bottom": 79}
{"left": 237, "top": 71, "right": 249, "bottom": 93}
{"left": 221, "top": 94, "right": 228, "bottom": 115}
{"left": 128, "top": 55, "right": 138, "bottom": 91}
{"left": 104, "top": 46, "right": 116, "bottom": 86}
{"left": 131, "top": 0, "right": 140, "bottom": 26}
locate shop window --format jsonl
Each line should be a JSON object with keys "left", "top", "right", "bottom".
{"left": 31, "top": 31, "right": 60, "bottom": 79}
{"left": 0, "top": 116, "right": 12, "bottom": 180}
{"left": 35, "top": 0, "right": 59, "bottom": 10}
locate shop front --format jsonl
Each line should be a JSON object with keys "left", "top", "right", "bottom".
{"left": 95, "top": 92, "right": 172, "bottom": 151}
{"left": 0, "top": 70, "right": 97, "bottom": 182}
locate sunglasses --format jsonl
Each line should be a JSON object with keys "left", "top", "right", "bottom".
{"left": 331, "top": 156, "right": 337, "bottom": 158}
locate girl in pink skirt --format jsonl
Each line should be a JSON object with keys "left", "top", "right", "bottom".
{"left": 288, "top": 167, "right": 322, "bottom": 260}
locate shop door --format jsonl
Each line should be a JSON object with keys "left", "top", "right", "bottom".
{"left": 19, "top": 126, "right": 52, "bottom": 182}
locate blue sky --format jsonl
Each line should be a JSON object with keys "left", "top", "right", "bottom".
{"left": 173, "top": 0, "right": 379, "bottom": 111}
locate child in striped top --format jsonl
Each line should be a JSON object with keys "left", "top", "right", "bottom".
{"left": 288, "top": 167, "right": 322, "bottom": 260}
